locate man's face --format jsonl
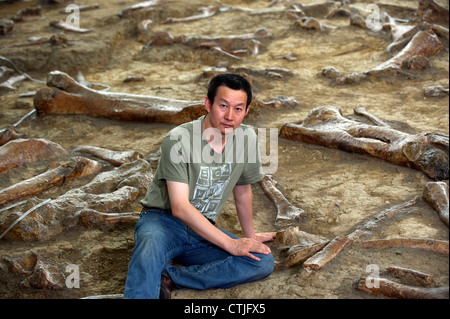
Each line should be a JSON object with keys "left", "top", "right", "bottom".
{"left": 204, "top": 86, "right": 249, "bottom": 136}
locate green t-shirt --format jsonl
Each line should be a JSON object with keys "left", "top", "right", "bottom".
{"left": 141, "top": 115, "right": 264, "bottom": 223}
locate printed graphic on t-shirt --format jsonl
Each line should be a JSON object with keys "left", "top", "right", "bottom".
{"left": 192, "top": 163, "right": 232, "bottom": 220}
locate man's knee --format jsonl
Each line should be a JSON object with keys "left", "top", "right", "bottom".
{"left": 254, "top": 253, "right": 275, "bottom": 279}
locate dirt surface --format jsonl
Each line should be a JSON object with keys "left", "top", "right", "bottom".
{"left": 0, "top": 0, "right": 448, "bottom": 299}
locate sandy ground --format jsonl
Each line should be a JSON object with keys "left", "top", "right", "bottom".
{"left": 0, "top": 0, "right": 448, "bottom": 299}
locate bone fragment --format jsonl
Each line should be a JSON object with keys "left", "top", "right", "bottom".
{"left": 387, "top": 266, "right": 435, "bottom": 287}
{"left": 369, "top": 31, "right": 443, "bottom": 77}
{"left": 79, "top": 210, "right": 140, "bottom": 230}
{"left": 73, "top": 145, "right": 143, "bottom": 167}
{"left": 259, "top": 175, "right": 306, "bottom": 228}
{"left": 0, "top": 126, "right": 24, "bottom": 146}
{"left": 274, "top": 226, "right": 329, "bottom": 270}
{"left": 280, "top": 106, "right": 449, "bottom": 180}
{"left": 164, "top": 6, "right": 218, "bottom": 23}
{"left": 0, "top": 159, "right": 151, "bottom": 241}
{"left": 362, "top": 238, "right": 449, "bottom": 255}
{"left": 424, "top": 85, "right": 449, "bottom": 98}
{"left": 357, "top": 277, "right": 449, "bottom": 299}
{"left": 0, "top": 75, "right": 26, "bottom": 91}
{"left": 256, "top": 96, "right": 300, "bottom": 109}
{"left": 423, "top": 182, "right": 449, "bottom": 226}
{"left": 0, "top": 138, "right": 67, "bottom": 175}
{"left": 121, "top": 0, "right": 165, "bottom": 17}
{"left": 49, "top": 20, "right": 93, "bottom": 33}
{"left": 0, "top": 157, "right": 101, "bottom": 208}
{"left": 417, "top": 0, "right": 449, "bottom": 23}
{"left": 302, "top": 196, "right": 421, "bottom": 275}
{"left": 34, "top": 71, "right": 205, "bottom": 125}
{"left": 146, "top": 28, "right": 272, "bottom": 56}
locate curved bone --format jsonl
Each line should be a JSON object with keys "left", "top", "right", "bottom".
{"left": 259, "top": 175, "right": 306, "bottom": 227}
{"left": 357, "top": 277, "right": 449, "bottom": 299}
{"left": 34, "top": 71, "right": 205, "bottom": 125}
{"left": 73, "top": 145, "right": 143, "bottom": 167}
{"left": 423, "top": 181, "right": 449, "bottom": 226}
{"left": 280, "top": 106, "right": 449, "bottom": 181}
{"left": 362, "top": 238, "right": 449, "bottom": 255}
{"left": 0, "top": 138, "right": 67, "bottom": 175}
{"left": 0, "top": 157, "right": 101, "bottom": 208}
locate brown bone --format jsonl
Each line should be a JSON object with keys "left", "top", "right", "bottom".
{"left": 259, "top": 175, "right": 307, "bottom": 228}
{"left": 280, "top": 106, "right": 449, "bottom": 181}
{"left": 362, "top": 238, "right": 449, "bottom": 255}
{"left": 0, "top": 138, "right": 67, "bottom": 175}
{"left": 357, "top": 276, "right": 449, "bottom": 299}
{"left": 0, "top": 157, "right": 101, "bottom": 208}
{"left": 34, "top": 71, "right": 205, "bottom": 125}
{"left": 0, "top": 159, "right": 152, "bottom": 241}
{"left": 422, "top": 181, "right": 449, "bottom": 227}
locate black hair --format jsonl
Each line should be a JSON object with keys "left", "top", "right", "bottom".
{"left": 207, "top": 73, "right": 253, "bottom": 109}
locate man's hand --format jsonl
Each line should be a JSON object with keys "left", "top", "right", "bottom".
{"left": 227, "top": 237, "right": 272, "bottom": 262}
{"left": 254, "top": 232, "right": 276, "bottom": 243}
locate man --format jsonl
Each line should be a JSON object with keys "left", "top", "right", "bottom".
{"left": 123, "top": 74, "right": 275, "bottom": 299}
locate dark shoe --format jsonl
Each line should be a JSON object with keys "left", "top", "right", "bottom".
{"left": 159, "top": 275, "right": 175, "bottom": 299}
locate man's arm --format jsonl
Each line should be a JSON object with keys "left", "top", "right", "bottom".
{"left": 167, "top": 180, "right": 271, "bottom": 261}
{"left": 233, "top": 184, "right": 276, "bottom": 243}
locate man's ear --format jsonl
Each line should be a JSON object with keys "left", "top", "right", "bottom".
{"left": 204, "top": 97, "right": 212, "bottom": 113}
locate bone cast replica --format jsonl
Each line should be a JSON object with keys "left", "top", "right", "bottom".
{"left": 280, "top": 106, "right": 449, "bottom": 181}
{"left": 34, "top": 71, "right": 205, "bottom": 125}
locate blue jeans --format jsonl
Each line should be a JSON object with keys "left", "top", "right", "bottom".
{"left": 123, "top": 209, "right": 274, "bottom": 299}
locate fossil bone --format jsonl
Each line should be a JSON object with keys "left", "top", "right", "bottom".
{"left": 302, "top": 196, "right": 421, "bottom": 276}
{"left": 423, "top": 181, "right": 449, "bottom": 227}
{"left": 357, "top": 276, "right": 449, "bottom": 299}
{"left": 0, "top": 138, "right": 67, "bottom": 175}
{"left": 362, "top": 238, "right": 449, "bottom": 255}
{"left": 0, "top": 159, "right": 151, "bottom": 241}
{"left": 259, "top": 175, "right": 307, "bottom": 228}
{"left": 34, "top": 71, "right": 205, "bottom": 125}
{"left": 280, "top": 106, "right": 449, "bottom": 181}
{"left": 73, "top": 145, "right": 143, "bottom": 167}
{"left": 0, "top": 157, "right": 101, "bottom": 208}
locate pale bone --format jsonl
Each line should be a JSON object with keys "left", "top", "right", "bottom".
{"left": 0, "top": 75, "right": 26, "bottom": 91}
{"left": 362, "top": 238, "right": 449, "bottom": 255}
{"left": 256, "top": 96, "right": 300, "bottom": 109}
{"left": 0, "top": 138, "right": 67, "bottom": 175}
{"left": 164, "top": 6, "right": 218, "bottom": 23}
{"left": 357, "top": 276, "right": 449, "bottom": 299}
{"left": 0, "top": 159, "right": 152, "bottom": 241}
{"left": 422, "top": 181, "right": 449, "bottom": 227}
{"left": 121, "top": 0, "right": 166, "bottom": 17}
{"left": 0, "top": 156, "right": 101, "bottom": 208}
{"left": 280, "top": 106, "right": 449, "bottom": 181}
{"left": 302, "top": 195, "right": 421, "bottom": 276}
{"left": 146, "top": 28, "right": 273, "bottom": 56}
{"left": 73, "top": 145, "right": 143, "bottom": 167}
{"left": 33, "top": 71, "right": 205, "bottom": 125}
{"left": 258, "top": 175, "right": 306, "bottom": 228}
{"left": 49, "top": 20, "right": 93, "bottom": 33}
